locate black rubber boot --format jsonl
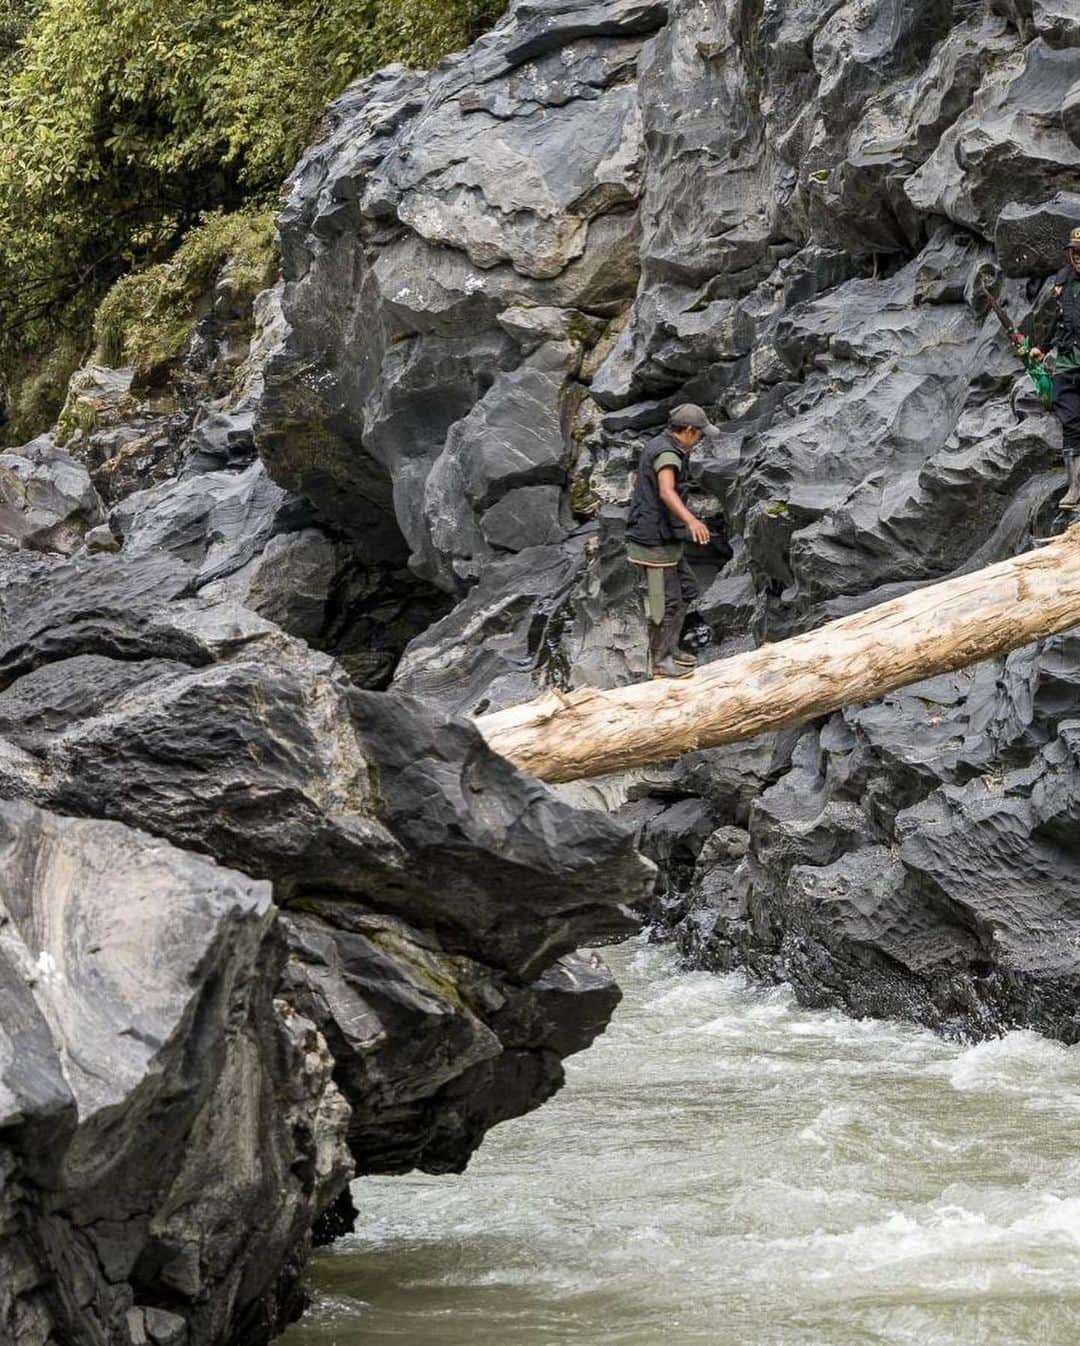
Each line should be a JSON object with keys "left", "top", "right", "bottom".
{"left": 647, "top": 620, "right": 669, "bottom": 672}
{"left": 648, "top": 613, "right": 683, "bottom": 675}
{"left": 653, "top": 657, "right": 694, "bottom": 679}
{"left": 1062, "top": 457, "right": 1080, "bottom": 510}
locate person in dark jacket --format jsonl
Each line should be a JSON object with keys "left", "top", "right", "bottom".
{"left": 1031, "top": 227, "right": 1080, "bottom": 509}
{"left": 626, "top": 403, "right": 715, "bottom": 679}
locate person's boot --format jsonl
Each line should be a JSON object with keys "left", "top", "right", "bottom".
{"left": 649, "top": 612, "right": 683, "bottom": 676}
{"left": 653, "top": 656, "right": 694, "bottom": 679}
{"left": 647, "top": 620, "right": 668, "bottom": 674}
{"left": 1062, "top": 457, "right": 1080, "bottom": 510}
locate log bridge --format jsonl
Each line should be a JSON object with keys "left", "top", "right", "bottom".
{"left": 475, "top": 529, "right": 1080, "bottom": 784}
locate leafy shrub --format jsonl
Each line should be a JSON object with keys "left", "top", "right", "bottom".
{"left": 94, "top": 208, "right": 277, "bottom": 380}
{"left": 3, "top": 335, "right": 82, "bottom": 445}
{"left": 0, "top": 0, "right": 36, "bottom": 76}
{"left": 0, "top": 0, "right": 507, "bottom": 439}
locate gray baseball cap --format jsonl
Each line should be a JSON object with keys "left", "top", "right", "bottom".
{"left": 669, "top": 403, "right": 718, "bottom": 435}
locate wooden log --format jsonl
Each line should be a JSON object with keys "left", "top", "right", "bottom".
{"left": 475, "top": 528, "right": 1080, "bottom": 784}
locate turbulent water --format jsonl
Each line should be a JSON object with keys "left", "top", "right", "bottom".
{"left": 282, "top": 941, "right": 1080, "bottom": 1346}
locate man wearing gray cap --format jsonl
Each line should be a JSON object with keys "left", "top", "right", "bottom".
{"left": 626, "top": 404, "right": 715, "bottom": 679}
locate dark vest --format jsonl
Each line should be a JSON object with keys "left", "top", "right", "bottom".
{"left": 1052, "top": 270, "right": 1080, "bottom": 354}
{"left": 626, "top": 431, "right": 690, "bottom": 547}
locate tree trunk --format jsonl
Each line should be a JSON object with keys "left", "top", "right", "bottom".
{"left": 475, "top": 529, "right": 1080, "bottom": 784}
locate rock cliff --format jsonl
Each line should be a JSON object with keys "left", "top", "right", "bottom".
{"left": 4, "top": 0, "right": 1080, "bottom": 1340}
{"left": 0, "top": 112, "right": 651, "bottom": 1341}
{"left": 254, "top": 0, "right": 1080, "bottom": 1042}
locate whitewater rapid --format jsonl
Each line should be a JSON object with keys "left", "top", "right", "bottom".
{"left": 282, "top": 939, "right": 1080, "bottom": 1345}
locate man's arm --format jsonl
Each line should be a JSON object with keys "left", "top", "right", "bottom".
{"left": 658, "top": 466, "right": 710, "bottom": 545}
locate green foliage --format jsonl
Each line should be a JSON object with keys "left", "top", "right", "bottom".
{"left": 0, "top": 0, "right": 36, "bottom": 75}
{"left": 94, "top": 208, "right": 277, "bottom": 381}
{"left": 0, "top": 0, "right": 507, "bottom": 440}
{"left": 3, "top": 335, "right": 82, "bottom": 445}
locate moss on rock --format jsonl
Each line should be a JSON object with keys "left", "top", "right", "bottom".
{"left": 93, "top": 209, "right": 278, "bottom": 386}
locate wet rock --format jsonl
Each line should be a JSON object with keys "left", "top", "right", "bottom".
{"left": 280, "top": 910, "right": 620, "bottom": 1173}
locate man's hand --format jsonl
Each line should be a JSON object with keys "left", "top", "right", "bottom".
{"left": 1029, "top": 346, "right": 1046, "bottom": 363}
{"left": 688, "top": 517, "right": 711, "bottom": 546}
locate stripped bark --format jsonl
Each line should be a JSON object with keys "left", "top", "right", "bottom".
{"left": 475, "top": 528, "right": 1080, "bottom": 783}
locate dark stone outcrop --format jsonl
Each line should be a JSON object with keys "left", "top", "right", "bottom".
{"left": 7, "top": 0, "right": 1080, "bottom": 1339}
{"left": 0, "top": 536, "right": 649, "bottom": 1342}
{"left": 248, "top": 0, "right": 1080, "bottom": 1046}
{"left": 256, "top": 0, "right": 663, "bottom": 582}
{"left": 0, "top": 797, "right": 351, "bottom": 1346}
{"left": 0, "top": 437, "right": 104, "bottom": 556}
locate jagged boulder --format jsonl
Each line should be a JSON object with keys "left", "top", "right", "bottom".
{"left": 0, "top": 550, "right": 647, "bottom": 977}
{"left": 0, "top": 437, "right": 104, "bottom": 556}
{"left": 0, "top": 536, "right": 651, "bottom": 1338}
{"left": 0, "top": 798, "right": 351, "bottom": 1346}
{"left": 256, "top": 0, "right": 666, "bottom": 579}
{"left": 112, "top": 461, "right": 292, "bottom": 582}
{"left": 280, "top": 909, "right": 619, "bottom": 1173}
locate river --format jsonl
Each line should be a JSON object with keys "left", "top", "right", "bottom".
{"left": 281, "top": 939, "right": 1080, "bottom": 1346}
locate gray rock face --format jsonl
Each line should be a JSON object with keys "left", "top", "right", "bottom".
{"left": 0, "top": 551, "right": 648, "bottom": 977}
{"left": 0, "top": 437, "right": 104, "bottom": 555}
{"left": 280, "top": 910, "right": 619, "bottom": 1173}
{"left": 10, "top": 0, "right": 1080, "bottom": 1338}
{"left": 394, "top": 519, "right": 651, "bottom": 716}
{"left": 256, "top": 0, "right": 1080, "bottom": 1046}
{"left": 421, "top": 341, "right": 579, "bottom": 586}
{"left": 0, "top": 536, "right": 650, "bottom": 1341}
{"left": 665, "top": 649, "right": 1080, "bottom": 1042}
{"left": 0, "top": 798, "right": 351, "bottom": 1346}
{"left": 256, "top": 0, "right": 664, "bottom": 580}
{"left": 113, "top": 460, "right": 291, "bottom": 584}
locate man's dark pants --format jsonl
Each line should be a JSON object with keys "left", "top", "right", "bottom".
{"left": 634, "top": 554, "right": 700, "bottom": 668}
{"left": 1052, "top": 371, "right": 1080, "bottom": 462}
